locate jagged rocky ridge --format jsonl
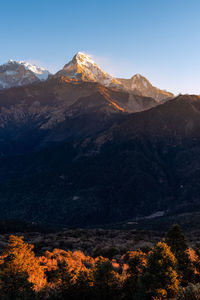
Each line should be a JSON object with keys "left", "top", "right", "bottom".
{"left": 117, "top": 74, "right": 174, "bottom": 102}
{"left": 0, "top": 52, "right": 173, "bottom": 102}
{"left": 55, "top": 52, "right": 173, "bottom": 101}
{"left": 0, "top": 60, "right": 50, "bottom": 90}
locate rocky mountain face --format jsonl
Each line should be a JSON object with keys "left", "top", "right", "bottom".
{"left": 55, "top": 52, "right": 173, "bottom": 102}
{"left": 117, "top": 74, "right": 173, "bottom": 102}
{"left": 0, "top": 52, "right": 173, "bottom": 102}
{"left": 0, "top": 60, "right": 50, "bottom": 90}
{"left": 55, "top": 52, "right": 121, "bottom": 87}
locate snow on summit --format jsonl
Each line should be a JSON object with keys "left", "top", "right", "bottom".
{"left": 6, "top": 60, "right": 50, "bottom": 80}
{"left": 75, "top": 52, "right": 97, "bottom": 67}
{"left": 0, "top": 52, "right": 173, "bottom": 101}
{"left": 17, "top": 61, "right": 50, "bottom": 80}
{"left": 55, "top": 52, "right": 121, "bottom": 87}
{"left": 0, "top": 59, "right": 51, "bottom": 90}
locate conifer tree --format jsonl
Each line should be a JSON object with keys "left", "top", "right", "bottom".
{"left": 93, "top": 256, "right": 122, "bottom": 300}
{"left": 141, "top": 241, "right": 179, "bottom": 299}
{"left": 123, "top": 250, "right": 146, "bottom": 299}
{"left": 165, "top": 224, "right": 195, "bottom": 285}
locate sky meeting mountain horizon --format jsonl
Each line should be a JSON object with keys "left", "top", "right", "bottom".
{"left": 1, "top": 0, "right": 200, "bottom": 95}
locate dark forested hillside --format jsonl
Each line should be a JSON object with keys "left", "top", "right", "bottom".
{"left": 0, "top": 94, "right": 200, "bottom": 227}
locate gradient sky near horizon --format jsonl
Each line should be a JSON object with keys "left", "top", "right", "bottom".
{"left": 1, "top": 0, "right": 200, "bottom": 95}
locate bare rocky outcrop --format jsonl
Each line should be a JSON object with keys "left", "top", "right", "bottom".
{"left": 117, "top": 74, "right": 173, "bottom": 102}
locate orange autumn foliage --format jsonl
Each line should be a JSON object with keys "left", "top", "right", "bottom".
{"left": 0, "top": 235, "right": 46, "bottom": 291}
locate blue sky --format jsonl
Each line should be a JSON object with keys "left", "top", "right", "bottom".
{"left": 1, "top": 0, "right": 200, "bottom": 94}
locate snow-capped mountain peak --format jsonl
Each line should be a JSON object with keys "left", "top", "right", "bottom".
{"left": 18, "top": 61, "right": 50, "bottom": 80}
{"left": 55, "top": 52, "right": 121, "bottom": 87}
{"left": 75, "top": 52, "right": 97, "bottom": 67}
{"left": 6, "top": 60, "right": 50, "bottom": 80}
{"left": 0, "top": 59, "right": 50, "bottom": 90}
{"left": 55, "top": 52, "right": 173, "bottom": 101}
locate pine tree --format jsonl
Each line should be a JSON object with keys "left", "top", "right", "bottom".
{"left": 165, "top": 224, "right": 195, "bottom": 285}
{"left": 141, "top": 241, "right": 179, "bottom": 299}
{"left": 123, "top": 251, "right": 146, "bottom": 299}
{"left": 93, "top": 256, "right": 122, "bottom": 300}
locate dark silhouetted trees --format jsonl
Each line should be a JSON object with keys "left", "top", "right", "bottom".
{"left": 141, "top": 241, "right": 179, "bottom": 299}
{"left": 166, "top": 224, "right": 195, "bottom": 285}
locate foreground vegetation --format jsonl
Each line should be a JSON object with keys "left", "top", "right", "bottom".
{"left": 1, "top": 225, "right": 200, "bottom": 299}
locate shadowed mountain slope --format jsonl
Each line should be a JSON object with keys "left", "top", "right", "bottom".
{"left": 0, "top": 77, "right": 158, "bottom": 155}
{"left": 0, "top": 95, "right": 199, "bottom": 227}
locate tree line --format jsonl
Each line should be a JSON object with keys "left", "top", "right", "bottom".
{"left": 0, "top": 225, "right": 200, "bottom": 299}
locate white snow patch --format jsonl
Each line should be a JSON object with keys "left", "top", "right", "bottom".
{"left": 62, "top": 52, "right": 121, "bottom": 87}
{"left": 17, "top": 61, "right": 50, "bottom": 80}
{"left": 3, "top": 60, "right": 50, "bottom": 81}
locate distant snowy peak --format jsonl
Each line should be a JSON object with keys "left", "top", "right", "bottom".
{"left": 0, "top": 53, "right": 173, "bottom": 102}
{"left": 18, "top": 61, "right": 50, "bottom": 80}
{"left": 55, "top": 52, "right": 121, "bottom": 87}
{"left": 6, "top": 60, "right": 50, "bottom": 80}
{"left": 0, "top": 60, "right": 50, "bottom": 90}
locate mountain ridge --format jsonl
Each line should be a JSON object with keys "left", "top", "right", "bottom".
{"left": 55, "top": 52, "right": 173, "bottom": 101}
{"left": 117, "top": 74, "right": 173, "bottom": 102}
{"left": 55, "top": 52, "right": 121, "bottom": 88}
{"left": 0, "top": 59, "right": 50, "bottom": 90}
{"left": 0, "top": 52, "right": 173, "bottom": 102}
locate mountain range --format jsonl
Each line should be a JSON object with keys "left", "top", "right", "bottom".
{"left": 0, "top": 52, "right": 173, "bottom": 101}
{"left": 0, "top": 52, "right": 198, "bottom": 230}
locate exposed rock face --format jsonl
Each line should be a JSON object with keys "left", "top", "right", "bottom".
{"left": 55, "top": 52, "right": 121, "bottom": 87}
{"left": 0, "top": 60, "right": 50, "bottom": 90}
{"left": 55, "top": 52, "right": 173, "bottom": 102}
{"left": 0, "top": 52, "right": 173, "bottom": 103}
{"left": 117, "top": 74, "right": 173, "bottom": 102}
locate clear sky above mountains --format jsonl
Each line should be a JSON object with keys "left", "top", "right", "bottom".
{"left": 1, "top": 0, "right": 200, "bottom": 95}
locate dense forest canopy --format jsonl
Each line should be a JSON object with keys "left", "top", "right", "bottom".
{"left": 0, "top": 225, "right": 200, "bottom": 299}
